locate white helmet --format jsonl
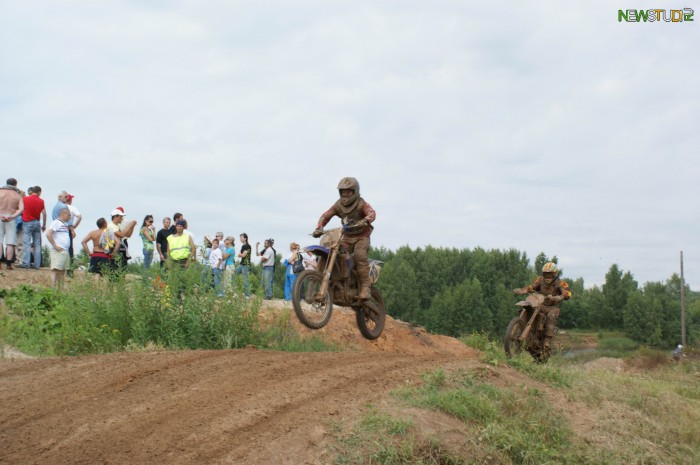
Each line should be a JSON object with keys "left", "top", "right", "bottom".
{"left": 678, "top": 344, "right": 683, "bottom": 349}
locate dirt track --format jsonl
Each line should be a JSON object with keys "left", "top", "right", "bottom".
{"left": 0, "top": 269, "right": 483, "bottom": 464}
{"left": 1, "top": 348, "right": 485, "bottom": 464}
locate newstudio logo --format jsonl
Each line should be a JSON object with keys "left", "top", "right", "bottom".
{"left": 618, "top": 8, "right": 694, "bottom": 22}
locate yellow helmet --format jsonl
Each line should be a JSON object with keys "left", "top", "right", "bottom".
{"left": 542, "top": 262, "right": 558, "bottom": 274}
{"left": 542, "top": 262, "right": 559, "bottom": 284}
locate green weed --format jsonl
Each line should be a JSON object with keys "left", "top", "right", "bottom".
{"left": 461, "top": 332, "right": 573, "bottom": 388}
{"left": 393, "top": 369, "right": 582, "bottom": 465}
{"left": 333, "top": 404, "right": 466, "bottom": 465}
{"left": 0, "top": 267, "right": 337, "bottom": 356}
{"left": 262, "top": 308, "right": 340, "bottom": 352}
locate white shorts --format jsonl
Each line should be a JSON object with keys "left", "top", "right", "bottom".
{"left": 0, "top": 219, "right": 18, "bottom": 246}
{"left": 49, "top": 248, "right": 70, "bottom": 270}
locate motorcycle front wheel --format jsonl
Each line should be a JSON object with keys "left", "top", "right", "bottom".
{"left": 353, "top": 287, "right": 386, "bottom": 340}
{"left": 504, "top": 317, "right": 525, "bottom": 357}
{"left": 292, "top": 270, "right": 333, "bottom": 329}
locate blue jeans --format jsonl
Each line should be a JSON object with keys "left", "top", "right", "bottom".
{"left": 202, "top": 266, "right": 222, "bottom": 294}
{"left": 284, "top": 272, "right": 297, "bottom": 300}
{"left": 22, "top": 220, "right": 42, "bottom": 268}
{"left": 143, "top": 249, "right": 154, "bottom": 269}
{"left": 262, "top": 266, "right": 274, "bottom": 299}
{"left": 212, "top": 268, "right": 223, "bottom": 296}
{"left": 235, "top": 264, "right": 251, "bottom": 296}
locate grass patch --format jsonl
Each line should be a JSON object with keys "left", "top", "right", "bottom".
{"left": 0, "top": 267, "right": 339, "bottom": 356}
{"left": 566, "top": 358, "right": 700, "bottom": 464}
{"left": 332, "top": 404, "right": 466, "bottom": 465}
{"left": 596, "top": 333, "right": 639, "bottom": 358}
{"left": 393, "top": 369, "right": 580, "bottom": 465}
{"left": 261, "top": 308, "right": 340, "bottom": 352}
{"left": 461, "top": 332, "right": 573, "bottom": 388}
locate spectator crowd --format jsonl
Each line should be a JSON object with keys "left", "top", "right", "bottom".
{"left": 0, "top": 177, "right": 317, "bottom": 297}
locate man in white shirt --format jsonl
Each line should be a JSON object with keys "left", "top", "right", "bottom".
{"left": 46, "top": 207, "right": 72, "bottom": 288}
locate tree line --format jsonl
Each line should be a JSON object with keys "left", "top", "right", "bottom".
{"left": 370, "top": 246, "right": 699, "bottom": 347}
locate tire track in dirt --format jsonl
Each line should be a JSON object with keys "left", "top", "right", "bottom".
{"left": 0, "top": 350, "right": 475, "bottom": 465}
{"left": 0, "top": 350, "right": 234, "bottom": 433}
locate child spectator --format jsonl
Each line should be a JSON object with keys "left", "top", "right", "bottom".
{"left": 201, "top": 238, "right": 223, "bottom": 297}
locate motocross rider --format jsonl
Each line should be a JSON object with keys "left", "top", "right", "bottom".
{"left": 313, "top": 177, "right": 376, "bottom": 300}
{"left": 513, "top": 262, "right": 572, "bottom": 354}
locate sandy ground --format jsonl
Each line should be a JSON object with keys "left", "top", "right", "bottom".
{"left": 2, "top": 268, "right": 651, "bottom": 464}
{"left": 0, "top": 268, "right": 486, "bottom": 464}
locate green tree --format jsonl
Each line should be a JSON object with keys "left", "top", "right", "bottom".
{"left": 583, "top": 286, "right": 606, "bottom": 329}
{"left": 558, "top": 277, "right": 587, "bottom": 328}
{"left": 534, "top": 252, "right": 548, "bottom": 276}
{"left": 623, "top": 291, "right": 663, "bottom": 345}
{"left": 601, "top": 265, "right": 638, "bottom": 330}
{"left": 490, "top": 283, "right": 516, "bottom": 333}
{"left": 426, "top": 278, "right": 491, "bottom": 337}
{"left": 378, "top": 258, "right": 420, "bottom": 323}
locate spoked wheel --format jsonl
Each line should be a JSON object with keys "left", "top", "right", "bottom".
{"left": 504, "top": 317, "right": 525, "bottom": 357}
{"left": 353, "top": 287, "right": 386, "bottom": 340}
{"left": 292, "top": 270, "right": 333, "bottom": 329}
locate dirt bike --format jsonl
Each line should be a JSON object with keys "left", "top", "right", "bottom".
{"left": 292, "top": 227, "right": 386, "bottom": 340}
{"left": 503, "top": 292, "right": 552, "bottom": 363}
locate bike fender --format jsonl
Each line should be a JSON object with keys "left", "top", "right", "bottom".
{"left": 306, "top": 245, "right": 330, "bottom": 256}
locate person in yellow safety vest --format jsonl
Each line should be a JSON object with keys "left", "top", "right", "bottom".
{"left": 166, "top": 220, "right": 195, "bottom": 268}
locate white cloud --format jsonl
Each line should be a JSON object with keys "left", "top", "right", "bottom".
{"left": 1, "top": 0, "right": 698, "bottom": 288}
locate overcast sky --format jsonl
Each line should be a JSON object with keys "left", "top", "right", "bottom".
{"left": 2, "top": 1, "right": 698, "bottom": 289}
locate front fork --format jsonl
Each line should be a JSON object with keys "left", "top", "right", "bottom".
{"left": 518, "top": 307, "right": 540, "bottom": 341}
{"left": 317, "top": 248, "right": 338, "bottom": 298}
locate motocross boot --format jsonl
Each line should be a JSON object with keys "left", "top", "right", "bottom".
{"left": 543, "top": 337, "right": 552, "bottom": 352}
{"left": 542, "top": 325, "right": 555, "bottom": 360}
{"left": 357, "top": 264, "right": 371, "bottom": 300}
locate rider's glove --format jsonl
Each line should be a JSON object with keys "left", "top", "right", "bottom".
{"left": 312, "top": 228, "right": 324, "bottom": 238}
{"left": 343, "top": 219, "right": 367, "bottom": 233}
{"left": 513, "top": 288, "right": 526, "bottom": 295}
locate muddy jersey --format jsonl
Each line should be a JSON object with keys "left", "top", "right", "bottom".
{"left": 525, "top": 277, "right": 572, "bottom": 304}
{"left": 317, "top": 198, "right": 376, "bottom": 238}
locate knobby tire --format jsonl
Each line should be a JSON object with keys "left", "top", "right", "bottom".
{"left": 292, "top": 270, "right": 333, "bottom": 329}
{"left": 354, "top": 287, "right": 386, "bottom": 340}
{"left": 504, "top": 317, "right": 525, "bottom": 357}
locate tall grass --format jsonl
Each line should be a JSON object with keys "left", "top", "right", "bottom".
{"left": 566, "top": 357, "right": 700, "bottom": 464}
{"left": 0, "top": 265, "right": 336, "bottom": 356}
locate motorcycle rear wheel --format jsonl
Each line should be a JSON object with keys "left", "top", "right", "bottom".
{"left": 504, "top": 317, "right": 525, "bottom": 357}
{"left": 292, "top": 270, "right": 333, "bottom": 329}
{"left": 353, "top": 287, "right": 386, "bottom": 340}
